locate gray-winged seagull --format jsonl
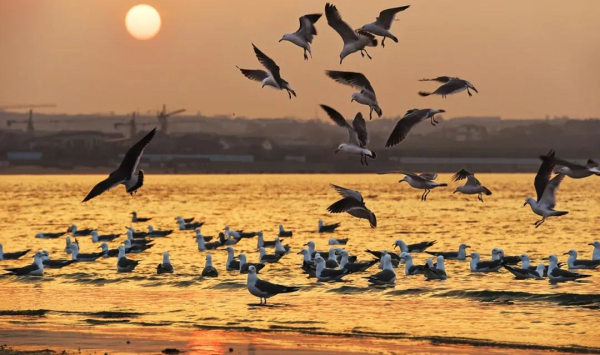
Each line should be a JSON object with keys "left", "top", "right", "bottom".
{"left": 325, "top": 71, "right": 382, "bottom": 119}
{"left": 237, "top": 44, "right": 296, "bottom": 99}
{"left": 385, "top": 109, "right": 445, "bottom": 147}
{"left": 452, "top": 168, "right": 492, "bottom": 202}
{"left": 327, "top": 184, "right": 376, "bottom": 228}
{"left": 419, "top": 76, "right": 478, "bottom": 98}
{"left": 280, "top": 14, "right": 322, "bottom": 60}
{"left": 325, "top": 3, "right": 377, "bottom": 63}
{"left": 246, "top": 265, "right": 299, "bottom": 305}
{"left": 360, "top": 6, "right": 410, "bottom": 47}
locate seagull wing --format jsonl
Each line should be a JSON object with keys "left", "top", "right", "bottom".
{"left": 551, "top": 157, "right": 585, "bottom": 170}
{"left": 327, "top": 197, "right": 366, "bottom": 214}
{"left": 375, "top": 6, "right": 410, "bottom": 30}
{"left": 237, "top": 67, "right": 269, "bottom": 82}
{"left": 330, "top": 184, "right": 363, "bottom": 202}
{"left": 118, "top": 128, "right": 156, "bottom": 177}
{"left": 385, "top": 109, "right": 429, "bottom": 147}
{"left": 255, "top": 278, "right": 298, "bottom": 294}
{"left": 325, "top": 71, "right": 375, "bottom": 95}
{"left": 419, "top": 76, "right": 452, "bottom": 83}
{"left": 432, "top": 79, "right": 467, "bottom": 96}
{"left": 352, "top": 112, "right": 369, "bottom": 147}
{"left": 320, "top": 104, "right": 359, "bottom": 146}
{"left": 325, "top": 3, "right": 358, "bottom": 45}
{"left": 539, "top": 173, "right": 565, "bottom": 209}
{"left": 419, "top": 173, "right": 438, "bottom": 181}
{"left": 82, "top": 175, "right": 124, "bottom": 202}
{"left": 252, "top": 44, "right": 282, "bottom": 86}
{"left": 451, "top": 168, "right": 473, "bottom": 182}
{"left": 535, "top": 150, "right": 556, "bottom": 202}
{"left": 297, "top": 14, "right": 322, "bottom": 43}
{"left": 465, "top": 175, "right": 482, "bottom": 187}
{"left": 586, "top": 159, "right": 599, "bottom": 168}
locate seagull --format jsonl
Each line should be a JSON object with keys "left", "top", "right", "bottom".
{"left": 503, "top": 264, "right": 545, "bottom": 280}
{"left": 237, "top": 44, "right": 296, "bottom": 99}
{"left": 493, "top": 249, "right": 520, "bottom": 265}
{"left": 246, "top": 265, "right": 299, "bottom": 305}
{"left": 126, "top": 226, "right": 147, "bottom": 238}
{"left": 564, "top": 250, "right": 600, "bottom": 269}
{"left": 82, "top": 128, "right": 156, "bottom": 202}
{"left": 4, "top": 251, "right": 44, "bottom": 276}
{"left": 385, "top": 109, "right": 446, "bottom": 147}
{"left": 298, "top": 249, "right": 316, "bottom": 273}
{"left": 274, "top": 237, "right": 290, "bottom": 255}
{"left": 590, "top": 241, "right": 600, "bottom": 260}
{"left": 257, "top": 231, "right": 276, "bottom": 248}
{"left": 325, "top": 248, "right": 340, "bottom": 268}
{"left": 100, "top": 243, "right": 119, "bottom": 258}
{"left": 400, "top": 253, "right": 426, "bottom": 275}
{"left": 328, "top": 238, "right": 348, "bottom": 245}
{"left": 239, "top": 254, "right": 266, "bottom": 274}
{"left": 524, "top": 150, "right": 568, "bottom": 228}
{"left": 197, "top": 235, "right": 221, "bottom": 251}
{"left": 365, "top": 254, "right": 396, "bottom": 285}
{"left": 366, "top": 249, "right": 402, "bottom": 262}
{"left": 424, "top": 256, "right": 447, "bottom": 280}
{"left": 64, "top": 237, "right": 76, "bottom": 254}
{"left": 0, "top": 243, "right": 31, "bottom": 260}
{"left": 124, "top": 239, "right": 153, "bottom": 254}
{"left": 418, "top": 76, "right": 478, "bottom": 98}
{"left": 201, "top": 253, "right": 218, "bottom": 277}
{"left": 131, "top": 212, "right": 151, "bottom": 223}
{"left": 219, "top": 232, "right": 242, "bottom": 246}
{"left": 469, "top": 252, "right": 502, "bottom": 272}
{"left": 452, "top": 169, "right": 492, "bottom": 202}
{"left": 176, "top": 216, "right": 195, "bottom": 223}
{"left": 339, "top": 250, "right": 377, "bottom": 273}
{"left": 318, "top": 220, "right": 340, "bottom": 233}
{"left": 224, "top": 226, "right": 258, "bottom": 239}
{"left": 548, "top": 255, "right": 590, "bottom": 282}
{"left": 40, "top": 250, "right": 74, "bottom": 269}
{"left": 304, "top": 241, "right": 330, "bottom": 260}
{"left": 117, "top": 245, "right": 139, "bottom": 273}
{"left": 315, "top": 255, "right": 348, "bottom": 282}
{"left": 280, "top": 13, "right": 322, "bottom": 60}
{"left": 320, "top": 105, "right": 376, "bottom": 166}
{"left": 148, "top": 225, "right": 173, "bottom": 237}
{"left": 278, "top": 224, "right": 293, "bottom": 238}
{"left": 426, "top": 244, "right": 470, "bottom": 261}
{"left": 91, "top": 231, "right": 120, "bottom": 243}
{"left": 71, "top": 244, "right": 102, "bottom": 262}
{"left": 392, "top": 239, "right": 436, "bottom": 253}
{"left": 325, "top": 3, "right": 377, "bottom": 63}
{"left": 178, "top": 220, "right": 203, "bottom": 231}
{"left": 67, "top": 225, "right": 93, "bottom": 237}
{"left": 194, "top": 228, "right": 214, "bottom": 242}
{"left": 34, "top": 232, "right": 65, "bottom": 239}
{"left": 225, "top": 246, "right": 240, "bottom": 271}
{"left": 325, "top": 71, "right": 382, "bottom": 119}
{"left": 548, "top": 157, "right": 600, "bottom": 179}
{"left": 157, "top": 252, "right": 174, "bottom": 274}
{"left": 126, "top": 231, "right": 153, "bottom": 246}
{"left": 359, "top": 6, "right": 410, "bottom": 47}
{"left": 327, "top": 184, "right": 377, "bottom": 228}
{"left": 259, "top": 247, "right": 284, "bottom": 263}
{"left": 381, "top": 172, "right": 447, "bottom": 201}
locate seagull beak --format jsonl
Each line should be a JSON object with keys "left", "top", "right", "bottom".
{"left": 335, "top": 149, "right": 340, "bottom": 153}
{"left": 563, "top": 252, "right": 570, "bottom": 255}
{"left": 296, "top": 251, "right": 303, "bottom": 255}
{"left": 589, "top": 243, "right": 594, "bottom": 246}
{"left": 279, "top": 39, "right": 283, "bottom": 42}
{"left": 350, "top": 99, "right": 354, "bottom": 103}
{"left": 438, "top": 109, "right": 446, "bottom": 113}
{"left": 523, "top": 202, "right": 527, "bottom": 206}
{"left": 303, "top": 243, "right": 308, "bottom": 246}
{"left": 466, "top": 245, "right": 471, "bottom": 249}
{"left": 392, "top": 244, "right": 397, "bottom": 249}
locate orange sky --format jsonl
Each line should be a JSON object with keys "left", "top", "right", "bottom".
{"left": 1, "top": 0, "right": 599, "bottom": 119}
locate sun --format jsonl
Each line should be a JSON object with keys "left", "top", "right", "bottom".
{"left": 125, "top": 4, "right": 161, "bottom": 40}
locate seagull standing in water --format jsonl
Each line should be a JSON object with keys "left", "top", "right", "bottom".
{"left": 424, "top": 256, "right": 447, "bottom": 281}
{"left": 280, "top": 13, "right": 322, "bottom": 60}
{"left": 426, "top": 243, "right": 470, "bottom": 261}
{"left": 392, "top": 239, "right": 436, "bottom": 253}
{"left": 278, "top": 224, "right": 293, "bottom": 238}
{"left": 246, "top": 265, "right": 299, "bottom": 305}
{"left": 327, "top": 184, "right": 377, "bottom": 228}
{"left": 0, "top": 243, "right": 30, "bottom": 260}
{"left": 325, "top": 3, "right": 377, "bottom": 63}
{"left": 524, "top": 150, "right": 568, "bottom": 228}
{"left": 385, "top": 109, "right": 445, "bottom": 147}
{"left": 360, "top": 6, "right": 410, "bottom": 47}
{"left": 418, "top": 76, "right": 478, "bottom": 98}
{"left": 82, "top": 128, "right": 156, "bottom": 202}
{"left": 237, "top": 44, "right": 296, "bottom": 99}
{"left": 589, "top": 241, "right": 600, "bottom": 260}
{"left": 365, "top": 254, "right": 396, "bottom": 285}
{"left": 318, "top": 220, "right": 340, "bottom": 233}
{"left": 117, "top": 245, "right": 139, "bottom": 273}
{"left": 469, "top": 252, "right": 502, "bottom": 272}
{"left": 320, "top": 105, "right": 376, "bottom": 165}
{"left": 325, "top": 71, "right": 382, "bottom": 119}
{"left": 452, "top": 169, "right": 492, "bottom": 202}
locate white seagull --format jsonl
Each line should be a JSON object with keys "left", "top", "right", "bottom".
{"left": 325, "top": 71, "right": 382, "bottom": 119}
{"left": 156, "top": 251, "right": 174, "bottom": 274}
{"left": 379, "top": 171, "right": 447, "bottom": 201}
{"left": 117, "top": 245, "right": 139, "bottom": 273}
{"left": 426, "top": 243, "right": 470, "bottom": 261}
{"left": 360, "top": 6, "right": 410, "bottom": 47}
{"left": 452, "top": 169, "right": 492, "bottom": 202}
{"left": 365, "top": 254, "right": 396, "bottom": 285}
{"left": 385, "top": 109, "right": 446, "bottom": 147}
{"left": 4, "top": 251, "right": 45, "bottom": 276}
{"left": 327, "top": 184, "right": 377, "bottom": 228}
{"left": 424, "top": 255, "right": 447, "bottom": 281}
{"left": 201, "top": 253, "right": 218, "bottom": 277}
{"left": 589, "top": 241, "right": 600, "bottom": 260}
{"left": 83, "top": 128, "right": 156, "bottom": 202}
{"left": 502, "top": 263, "right": 545, "bottom": 280}
{"left": 237, "top": 44, "right": 296, "bottom": 99}
{"left": 547, "top": 255, "right": 590, "bottom": 282}
{"left": 469, "top": 252, "right": 502, "bottom": 272}
{"left": 419, "top": 76, "right": 478, "bottom": 98}
{"left": 320, "top": 105, "right": 375, "bottom": 165}
{"left": 524, "top": 150, "right": 568, "bottom": 228}
{"left": 246, "top": 265, "right": 299, "bottom": 305}
{"left": 564, "top": 250, "right": 600, "bottom": 269}
{"left": 280, "top": 14, "right": 322, "bottom": 60}
{"left": 325, "top": 3, "right": 377, "bottom": 63}
{"left": 549, "top": 157, "right": 600, "bottom": 179}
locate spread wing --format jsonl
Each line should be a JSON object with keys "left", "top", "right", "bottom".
{"left": 452, "top": 168, "right": 473, "bottom": 182}
{"left": 330, "top": 184, "right": 363, "bottom": 202}
{"left": 325, "top": 70, "right": 375, "bottom": 94}
{"left": 419, "top": 76, "right": 452, "bottom": 83}
{"left": 550, "top": 157, "right": 585, "bottom": 170}
{"left": 252, "top": 44, "right": 282, "bottom": 86}
{"left": 535, "top": 150, "right": 556, "bottom": 202}
{"left": 327, "top": 197, "right": 366, "bottom": 213}
{"left": 82, "top": 175, "right": 123, "bottom": 203}
{"left": 385, "top": 109, "right": 428, "bottom": 147}
{"left": 375, "top": 6, "right": 410, "bottom": 30}
{"left": 419, "top": 173, "right": 438, "bottom": 180}
{"left": 297, "top": 14, "right": 322, "bottom": 43}
{"left": 376, "top": 171, "right": 427, "bottom": 182}
{"left": 352, "top": 113, "right": 369, "bottom": 147}
{"left": 320, "top": 104, "right": 359, "bottom": 146}
{"left": 587, "top": 159, "right": 599, "bottom": 168}
{"left": 237, "top": 67, "right": 269, "bottom": 82}
{"left": 433, "top": 79, "right": 467, "bottom": 96}
{"left": 539, "top": 173, "right": 565, "bottom": 209}
{"left": 325, "top": 3, "right": 358, "bottom": 45}
{"left": 118, "top": 128, "right": 156, "bottom": 177}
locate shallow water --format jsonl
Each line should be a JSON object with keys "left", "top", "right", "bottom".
{"left": 1, "top": 174, "right": 599, "bottom": 350}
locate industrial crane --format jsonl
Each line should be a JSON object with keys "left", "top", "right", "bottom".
{"left": 3, "top": 104, "right": 57, "bottom": 135}
{"left": 114, "top": 112, "right": 152, "bottom": 139}
{"left": 156, "top": 104, "right": 185, "bottom": 135}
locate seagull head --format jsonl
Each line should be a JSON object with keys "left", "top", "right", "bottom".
{"left": 468, "top": 252, "right": 479, "bottom": 260}
{"left": 523, "top": 197, "right": 535, "bottom": 207}
{"left": 589, "top": 241, "right": 600, "bottom": 248}
{"left": 564, "top": 249, "right": 577, "bottom": 257}
{"left": 248, "top": 265, "right": 256, "bottom": 274}
{"left": 279, "top": 34, "right": 292, "bottom": 43}
{"left": 459, "top": 243, "right": 470, "bottom": 250}
{"left": 350, "top": 93, "right": 360, "bottom": 103}
{"left": 392, "top": 239, "right": 404, "bottom": 249}
{"left": 335, "top": 143, "right": 346, "bottom": 153}
{"left": 548, "top": 254, "right": 558, "bottom": 263}
{"left": 398, "top": 176, "right": 408, "bottom": 184}
{"left": 297, "top": 249, "right": 308, "bottom": 255}
{"left": 519, "top": 254, "right": 529, "bottom": 261}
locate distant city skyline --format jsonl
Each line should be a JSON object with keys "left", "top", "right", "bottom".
{"left": 1, "top": 1, "right": 599, "bottom": 119}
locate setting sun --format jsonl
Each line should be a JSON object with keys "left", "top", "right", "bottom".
{"left": 125, "top": 4, "right": 161, "bottom": 40}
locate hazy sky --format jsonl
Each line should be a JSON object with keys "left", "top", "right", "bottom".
{"left": 1, "top": 0, "right": 599, "bottom": 119}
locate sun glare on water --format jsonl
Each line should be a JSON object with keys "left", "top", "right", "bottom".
{"left": 125, "top": 4, "right": 161, "bottom": 40}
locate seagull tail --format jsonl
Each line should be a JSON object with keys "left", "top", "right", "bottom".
{"left": 368, "top": 150, "right": 377, "bottom": 159}
{"left": 551, "top": 211, "right": 569, "bottom": 217}
{"left": 389, "top": 34, "right": 399, "bottom": 43}
{"left": 418, "top": 91, "right": 432, "bottom": 97}
{"left": 438, "top": 183, "right": 448, "bottom": 187}
{"left": 282, "top": 286, "right": 300, "bottom": 293}
{"left": 482, "top": 186, "right": 492, "bottom": 195}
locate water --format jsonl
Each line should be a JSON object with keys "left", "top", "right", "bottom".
{"left": 0, "top": 174, "right": 599, "bottom": 350}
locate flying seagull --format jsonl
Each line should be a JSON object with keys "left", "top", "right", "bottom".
{"left": 246, "top": 265, "right": 299, "bottom": 305}
{"left": 524, "top": 150, "right": 568, "bottom": 228}
{"left": 418, "top": 76, "right": 478, "bottom": 98}
{"left": 280, "top": 14, "right": 322, "bottom": 60}
{"left": 550, "top": 157, "right": 600, "bottom": 179}
{"left": 325, "top": 3, "right": 377, "bottom": 63}
{"left": 379, "top": 171, "right": 447, "bottom": 201}
{"left": 327, "top": 184, "right": 377, "bottom": 228}
{"left": 325, "top": 71, "right": 382, "bottom": 119}
{"left": 320, "top": 105, "right": 376, "bottom": 165}
{"left": 360, "top": 6, "right": 410, "bottom": 47}
{"left": 83, "top": 128, "right": 156, "bottom": 202}
{"left": 452, "top": 169, "right": 492, "bottom": 202}
{"left": 385, "top": 109, "right": 445, "bottom": 147}
{"left": 237, "top": 44, "right": 296, "bottom": 99}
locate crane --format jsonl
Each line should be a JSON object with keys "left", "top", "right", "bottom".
{"left": 4, "top": 104, "right": 57, "bottom": 135}
{"left": 156, "top": 104, "right": 185, "bottom": 135}
{"left": 114, "top": 112, "right": 152, "bottom": 139}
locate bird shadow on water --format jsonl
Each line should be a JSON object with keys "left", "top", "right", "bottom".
{"left": 247, "top": 303, "right": 290, "bottom": 309}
